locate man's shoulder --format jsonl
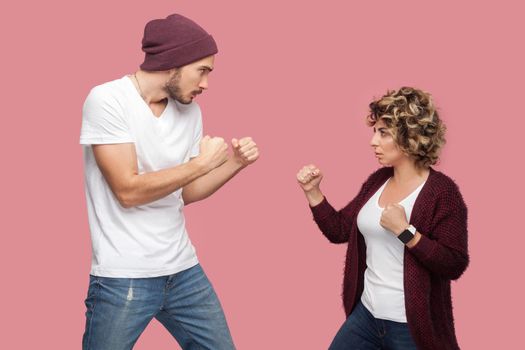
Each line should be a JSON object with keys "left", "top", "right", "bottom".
{"left": 85, "top": 77, "right": 130, "bottom": 105}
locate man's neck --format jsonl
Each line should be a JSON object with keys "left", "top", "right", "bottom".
{"left": 132, "top": 70, "right": 168, "bottom": 104}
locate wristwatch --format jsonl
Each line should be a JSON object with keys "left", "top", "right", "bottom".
{"left": 398, "top": 224, "right": 416, "bottom": 244}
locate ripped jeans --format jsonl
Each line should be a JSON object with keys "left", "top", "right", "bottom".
{"left": 82, "top": 264, "right": 235, "bottom": 350}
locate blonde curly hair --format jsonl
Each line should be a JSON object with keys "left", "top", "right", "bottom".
{"left": 366, "top": 87, "right": 446, "bottom": 169}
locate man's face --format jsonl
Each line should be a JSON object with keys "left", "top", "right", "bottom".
{"left": 164, "top": 55, "right": 215, "bottom": 104}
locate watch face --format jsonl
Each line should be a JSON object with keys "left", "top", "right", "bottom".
{"left": 399, "top": 230, "right": 414, "bottom": 244}
{"left": 407, "top": 225, "right": 416, "bottom": 234}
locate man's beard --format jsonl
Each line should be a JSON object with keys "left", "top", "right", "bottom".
{"left": 164, "top": 71, "right": 200, "bottom": 105}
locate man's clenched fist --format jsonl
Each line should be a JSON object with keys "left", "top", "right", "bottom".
{"left": 232, "top": 137, "right": 259, "bottom": 167}
{"left": 197, "top": 135, "right": 229, "bottom": 171}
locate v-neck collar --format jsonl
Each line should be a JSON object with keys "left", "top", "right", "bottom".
{"left": 125, "top": 75, "right": 171, "bottom": 120}
{"left": 376, "top": 176, "right": 427, "bottom": 209}
{"left": 356, "top": 167, "right": 436, "bottom": 223}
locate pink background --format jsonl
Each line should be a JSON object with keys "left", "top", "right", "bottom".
{"left": 2, "top": 0, "right": 523, "bottom": 348}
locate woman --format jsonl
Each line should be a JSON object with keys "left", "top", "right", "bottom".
{"left": 297, "top": 87, "right": 468, "bottom": 350}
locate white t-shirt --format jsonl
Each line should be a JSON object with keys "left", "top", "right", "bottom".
{"left": 357, "top": 178, "right": 425, "bottom": 322}
{"left": 80, "top": 76, "right": 202, "bottom": 278}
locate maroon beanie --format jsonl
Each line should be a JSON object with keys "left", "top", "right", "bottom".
{"left": 140, "top": 14, "right": 218, "bottom": 71}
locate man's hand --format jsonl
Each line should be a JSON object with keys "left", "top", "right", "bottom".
{"left": 181, "top": 137, "right": 259, "bottom": 205}
{"left": 231, "top": 137, "right": 259, "bottom": 167}
{"left": 196, "top": 135, "right": 229, "bottom": 172}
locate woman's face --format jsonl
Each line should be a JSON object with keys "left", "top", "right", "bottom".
{"left": 370, "top": 118, "right": 407, "bottom": 167}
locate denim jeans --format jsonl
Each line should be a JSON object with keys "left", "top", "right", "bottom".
{"left": 328, "top": 300, "right": 417, "bottom": 350}
{"left": 82, "top": 264, "right": 235, "bottom": 350}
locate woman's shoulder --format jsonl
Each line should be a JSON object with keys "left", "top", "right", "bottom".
{"left": 426, "top": 168, "right": 467, "bottom": 210}
{"left": 368, "top": 166, "right": 393, "bottom": 182}
{"left": 360, "top": 166, "right": 393, "bottom": 190}
{"left": 428, "top": 168, "right": 463, "bottom": 194}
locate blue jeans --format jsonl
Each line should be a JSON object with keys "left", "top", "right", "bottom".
{"left": 82, "top": 264, "right": 235, "bottom": 350}
{"left": 328, "top": 301, "right": 417, "bottom": 350}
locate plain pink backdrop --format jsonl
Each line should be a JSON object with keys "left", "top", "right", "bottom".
{"left": 1, "top": 0, "right": 523, "bottom": 348}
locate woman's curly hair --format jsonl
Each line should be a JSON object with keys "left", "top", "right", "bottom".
{"left": 366, "top": 87, "right": 446, "bottom": 168}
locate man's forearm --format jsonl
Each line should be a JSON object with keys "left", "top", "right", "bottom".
{"left": 117, "top": 158, "right": 210, "bottom": 208}
{"left": 182, "top": 157, "right": 245, "bottom": 204}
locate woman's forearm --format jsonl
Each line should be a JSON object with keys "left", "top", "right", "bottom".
{"left": 304, "top": 188, "right": 324, "bottom": 207}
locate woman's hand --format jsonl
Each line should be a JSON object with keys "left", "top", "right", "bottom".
{"left": 380, "top": 203, "right": 409, "bottom": 235}
{"left": 297, "top": 164, "right": 323, "bottom": 191}
{"left": 297, "top": 164, "right": 324, "bottom": 206}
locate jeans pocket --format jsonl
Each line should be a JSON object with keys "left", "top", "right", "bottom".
{"left": 85, "top": 275, "right": 100, "bottom": 312}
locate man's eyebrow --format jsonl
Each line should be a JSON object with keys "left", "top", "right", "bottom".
{"left": 200, "top": 65, "right": 213, "bottom": 72}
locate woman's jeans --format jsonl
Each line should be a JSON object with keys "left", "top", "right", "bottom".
{"left": 329, "top": 300, "right": 417, "bottom": 350}
{"left": 82, "top": 264, "right": 235, "bottom": 350}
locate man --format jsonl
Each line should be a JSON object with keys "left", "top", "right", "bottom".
{"left": 80, "top": 14, "right": 258, "bottom": 350}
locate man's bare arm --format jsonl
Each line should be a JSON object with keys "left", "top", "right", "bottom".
{"left": 92, "top": 136, "right": 228, "bottom": 208}
{"left": 183, "top": 137, "right": 259, "bottom": 204}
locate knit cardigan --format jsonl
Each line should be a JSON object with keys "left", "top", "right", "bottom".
{"left": 310, "top": 166, "right": 469, "bottom": 350}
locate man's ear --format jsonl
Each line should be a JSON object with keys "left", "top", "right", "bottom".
{"left": 168, "top": 67, "right": 179, "bottom": 77}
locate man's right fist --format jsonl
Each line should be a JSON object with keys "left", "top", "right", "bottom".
{"left": 197, "top": 135, "right": 229, "bottom": 171}
{"left": 296, "top": 164, "right": 323, "bottom": 192}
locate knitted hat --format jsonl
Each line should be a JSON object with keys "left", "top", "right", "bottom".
{"left": 140, "top": 14, "right": 218, "bottom": 71}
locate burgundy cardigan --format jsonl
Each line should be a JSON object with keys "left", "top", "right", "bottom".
{"left": 310, "top": 166, "right": 469, "bottom": 350}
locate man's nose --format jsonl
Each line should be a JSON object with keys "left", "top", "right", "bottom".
{"left": 199, "top": 76, "right": 209, "bottom": 90}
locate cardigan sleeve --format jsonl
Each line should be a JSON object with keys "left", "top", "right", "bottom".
{"left": 309, "top": 197, "right": 352, "bottom": 243}
{"left": 309, "top": 173, "right": 375, "bottom": 244}
{"left": 408, "top": 188, "right": 469, "bottom": 280}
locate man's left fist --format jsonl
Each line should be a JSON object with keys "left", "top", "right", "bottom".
{"left": 232, "top": 137, "right": 259, "bottom": 167}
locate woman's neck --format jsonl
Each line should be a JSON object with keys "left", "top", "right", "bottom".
{"left": 391, "top": 159, "right": 430, "bottom": 185}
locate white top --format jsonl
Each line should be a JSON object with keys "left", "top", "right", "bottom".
{"left": 80, "top": 76, "right": 202, "bottom": 278}
{"left": 357, "top": 177, "right": 425, "bottom": 322}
